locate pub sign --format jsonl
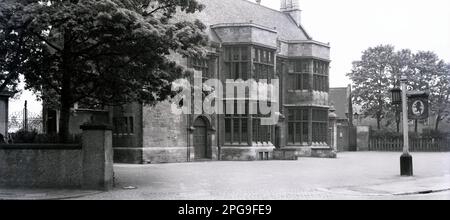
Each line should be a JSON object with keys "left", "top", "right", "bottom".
{"left": 407, "top": 92, "right": 429, "bottom": 120}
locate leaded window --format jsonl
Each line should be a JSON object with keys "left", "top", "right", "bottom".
{"left": 290, "top": 59, "right": 311, "bottom": 90}
{"left": 253, "top": 47, "right": 275, "bottom": 82}
{"left": 287, "top": 108, "right": 309, "bottom": 145}
{"left": 224, "top": 101, "right": 249, "bottom": 145}
{"left": 251, "top": 102, "right": 273, "bottom": 144}
{"left": 287, "top": 107, "right": 329, "bottom": 145}
{"left": 224, "top": 47, "right": 250, "bottom": 80}
{"left": 113, "top": 117, "right": 134, "bottom": 136}
{"left": 312, "top": 108, "right": 328, "bottom": 143}
{"left": 313, "top": 60, "right": 329, "bottom": 92}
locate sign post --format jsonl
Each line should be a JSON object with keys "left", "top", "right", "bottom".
{"left": 392, "top": 77, "right": 429, "bottom": 177}
{"left": 400, "top": 76, "right": 413, "bottom": 176}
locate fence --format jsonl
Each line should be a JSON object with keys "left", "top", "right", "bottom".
{"left": 369, "top": 137, "right": 450, "bottom": 152}
{"left": 8, "top": 101, "right": 43, "bottom": 133}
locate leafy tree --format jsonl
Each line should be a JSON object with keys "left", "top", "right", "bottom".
{"left": 0, "top": 0, "right": 25, "bottom": 94}
{"left": 348, "top": 45, "right": 395, "bottom": 130}
{"left": 431, "top": 63, "right": 450, "bottom": 132}
{"left": 349, "top": 45, "right": 450, "bottom": 132}
{"left": 409, "top": 51, "right": 447, "bottom": 132}
{"left": 1, "top": 0, "right": 208, "bottom": 142}
{"left": 388, "top": 49, "right": 414, "bottom": 132}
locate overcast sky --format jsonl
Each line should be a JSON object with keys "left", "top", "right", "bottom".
{"left": 262, "top": 0, "right": 450, "bottom": 87}
{"left": 9, "top": 0, "right": 450, "bottom": 115}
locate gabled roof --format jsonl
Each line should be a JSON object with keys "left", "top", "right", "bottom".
{"left": 329, "top": 87, "right": 350, "bottom": 119}
{"left": 196, "top": 0, "right": 311, "bottom": 41}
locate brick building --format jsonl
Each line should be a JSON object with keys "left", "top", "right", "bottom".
{"left": 110, "top": 0, "right": 334, "bottom": 163}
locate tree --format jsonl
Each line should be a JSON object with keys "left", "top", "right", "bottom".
{"left": 0, "top": 0, "right": 25, "bottom": 94}
{"left": 348, "top": 45, "right": 395, "bottom": 130}
{"left": 431, "top": 63, "right": 450, "bottom": 132}
{"left": 389, "top": 49, "right": 414, "bottom": 132}
{"left": 349, "top": 45, "right": 449, "bottom": 132}
{"left": 2, "top": 0, "right": 208, "bottom": 142}
{"left": 409, "top": 51, "right": 448, "bottom": 132}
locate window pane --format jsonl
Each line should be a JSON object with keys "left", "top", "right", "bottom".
{"left": 255, "top": 65, "right": 260, "bottom": 80}
{"left": 302, "top": 109, "right": 309, "bottom": 121}
{"left": 260, "top": 124, "right": 265, "bottom": 143}
{"left": 302, "top": 61, "right": 309, "bottom": 73}
{"left": 225, "top": 118, "right": 231, "bottom": 143}
{"left": 225, "top": 63, "right": 231, "bottom": 79}
{"left": 234, "top": 63, "right": 240, "bottom": 79}
{"left": 288, "top": 110, "right": 295, "bottom": 121}
{"left": 241, "top": 47, "right": 248, "bottom": 60}
{"left": 296, "top": 123, "right": 302, "bottom": 144}
{"left": 113, "top": 118, "right": 118, "bottom": 134}
{"left": 123, "top": 118, "right": 129, "bottom": 134}
{"left": 260, "top": 51, "right": 264, "bottom": 63}
{"left": 225, "top": 48, "right": 231, "bottom": 61}
{"left": 129, "top": 117, "right": 134, "bottom": 134}
{"left": 312, "top": 123, "right": 317, "bottom": 142}
{"left": 302, "top": 122, "right": 309, "bottom": 144}
{"left": 288, "top": 123, "right": 294, "bottom": 144}
{"left": 302, "top": 74, "right": 310, "bottom": 90}
{"left": 242, "top": 119, "right": 248, "bottom": 144}
{"left": 266, "top": 126, "right": 271, "bottom": 143}
{"left": 295, "top": 110, "right": 302, "bottom": 121}
{"left": 233, "top": 47, "right": 240, "bottom": 61}
{"left": 253, "top": 118, "right": 259, "bottom": 143}
{"left": 233, "top": 118, "right": 240, "bottom": 143}
{"left": 296, "top": 75, "right": 302, "bottom": 90}
{"left": 241, "top": 63, "right": 248, "bottom": 80}
{"left": 294, "top": 61, "right": 301, "bottom": 72}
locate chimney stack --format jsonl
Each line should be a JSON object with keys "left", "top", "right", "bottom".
{"left": 256, "top": 0, "right": 261, "bottom": 4}
{"left": 280, "top": 0, "right": 302, "bottom": 26}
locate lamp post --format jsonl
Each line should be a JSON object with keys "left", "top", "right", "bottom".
{"left": 391, "top": 76, "right": 413, "bottom": 176}
{"left": 400, "top": 76, "right": 413, "bottom": 176}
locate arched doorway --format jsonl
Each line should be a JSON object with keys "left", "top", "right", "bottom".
{"left": 193, "top": 117, "right": 209, "bottom": 160}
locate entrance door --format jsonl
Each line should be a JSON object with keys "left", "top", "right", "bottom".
{"left": 193, "top": 117, "right": 208, "bottom": 159}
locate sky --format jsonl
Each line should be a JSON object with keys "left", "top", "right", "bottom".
{"left": 262, "top": 0, "right": 450, "bottom": 87}
{"left": 9, "top": 0, "right": 450, "bottom": 115}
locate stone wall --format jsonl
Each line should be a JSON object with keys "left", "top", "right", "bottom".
{"left": 143, "top": 147, "right": 189, "bottom": 164}
{"left": 0, "top": 145, "right": 83, "bottom": 188}
{"left": 69, "top": 109, "right": 110, "bottom": 135}
{"left": 0, "top": 125, "right": 114, "bottom": 190}
{"left": 212, "top": 24, "right": 278, "bottom": 48}
{"left": 288, "top": 42, "right": 330, "bottom": 60}
{"left": 142, "top": 101, "right": 190, "bottom": 163}
{"left": 220, "top": 146, "right": 275, "bottom": 161}
{"left": 285, "top": 91, "right": 329, "bottom": 106}
{"left": 356, "top": 126, "right": 370, "bottom": 151}
{"left": 273, "top": 146, "right": 336, "bottom": 160}
{"left": 112, "top": 102, "right": 143, "bottom": 164}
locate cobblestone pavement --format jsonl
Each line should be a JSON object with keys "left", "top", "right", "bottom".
{"left": 75, "top": 152, "right": 450, "bottom": 200}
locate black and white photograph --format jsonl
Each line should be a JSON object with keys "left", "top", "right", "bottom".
{"left": 0, "top": 0, "right": 449, "bottom": 206}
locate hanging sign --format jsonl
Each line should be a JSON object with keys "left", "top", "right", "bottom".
{"left": 407, "top": 92, "right": 429, "bottom": 120}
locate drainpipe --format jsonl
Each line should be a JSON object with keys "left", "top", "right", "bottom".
{"left": 217, "top": 55, "right": 221, "bottom": 161}
{"left": 187, "top": 114, "right": 191, "bottom": 162}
